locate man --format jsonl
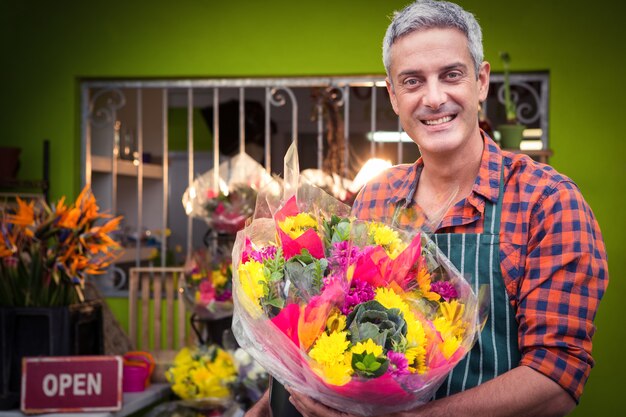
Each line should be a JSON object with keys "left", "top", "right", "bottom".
{"left": 248, "top": 1, "right": 608, "bottom": 416}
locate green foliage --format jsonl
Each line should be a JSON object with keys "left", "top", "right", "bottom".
{"left": 284, "top": 248, "right": 329, "bottom": 297}
{"left": 261, "top": 248, "right": 285, "bottom": 309}
{"left": 346, "top": 300, "right": 407, "bottom": 350}
{"left": 322, "top": 215, "right": 352, "bottom": 248}
{"left": 351, "top": 352, "right": 389, "bottom": 378}
{"left": 499, "top": 51, "right": 517, "bottom": 123}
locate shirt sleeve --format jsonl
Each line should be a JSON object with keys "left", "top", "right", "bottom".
{"left": 516, "top": 180, "right": 608, "bottom": 402}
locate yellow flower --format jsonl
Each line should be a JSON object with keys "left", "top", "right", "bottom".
{"left": 278, "top": 213, "right": 318, "bottom": 239}
{"left": 173, "top": 347, "right": 194, "bottom": 367}
{"left": 166, "top": 346, "right": 237, "bottom": 400}
{"left": 350, "top": 339, "right": 383, "bottom": 357}
{"left": 212, "top": 269, "right": 228, "bottom": 287}
{"left": 309, "top": 330, "right": 350, "bottom": 366}
{"left": 435, "top": 300, "right": 467, "bottom": 338}
{"left": 375, "top": 287, "right": 408, "bottom": 312}
{"left": 433, "top": 299, "right": 467, "bottom": 359}
{"left": 325, "top": 309, "right": 346, "bottom": 333}
{"left": 405, "top": 346, "right": 428, "bottom": 374}
{"left": 367, "top": 222, "right": 407, "bottom": 258}
{"left": 439, "top": 336, "right": 462, "bottom": 360}
{"left": 238, "top": 260, "right": 267, "bottom": 309}
{"left": 312, "top": 360, "right": 353, "bottom": 386}
{"left": 308, "top": 330, "right": 353, "bottom": 386}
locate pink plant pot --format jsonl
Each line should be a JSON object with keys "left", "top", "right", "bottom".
{"left": 123, "top": 364, "right": 149, "bottom": 392}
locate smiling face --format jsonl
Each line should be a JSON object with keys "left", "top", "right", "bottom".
{"left": 386, "top": 27, "right": 490, "bottom": 158}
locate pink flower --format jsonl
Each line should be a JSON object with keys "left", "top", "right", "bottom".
{"left": 328, "top": 241, "right": 360, "bottom": 274}
{"left": 250, "top": 246, "right": 277, "bottom": 263}
{"left": 430, "top": 281, "right": 458, "bottom": 301}
{"left": 340, "top": 280, "right": 375, "bottom": 315}
{"left": 387, "top": 351, "right": 410, "bottom": 377}
{"left": 214, "top": 201, "right": 226, "bottom": 215}
{"left": 198, "top": 280, "right": 216, "bottom": 303}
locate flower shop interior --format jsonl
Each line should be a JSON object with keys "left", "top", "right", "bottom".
{"left": 0, "top": 0, "right": 623, "bottom": 416}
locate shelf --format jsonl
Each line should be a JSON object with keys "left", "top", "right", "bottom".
{"left": 92, "top": 155, "right": 163, "bottom": 179}
{"left": 116, "top": 246, "right": 156, "bottom": 264}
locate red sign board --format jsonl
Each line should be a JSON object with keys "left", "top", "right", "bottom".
{"left": 21, "top": 355, "right": 123, "bottom": 414}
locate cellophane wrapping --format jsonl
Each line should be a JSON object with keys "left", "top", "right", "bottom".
{"left": 231, "top": 144, "right": 485, "bottom": 416}
{"left": 182, "top": 152, "right": 280, "bottom": 234}
{"left": 180, "top": 247, "right": 234, "bottom": 320}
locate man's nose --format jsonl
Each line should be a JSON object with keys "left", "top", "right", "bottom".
{"left": 422, "top": 81, "right": 446, "bottom": 110}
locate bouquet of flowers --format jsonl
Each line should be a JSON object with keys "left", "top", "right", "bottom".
{"left": 181, "top": 248, "right": 234, "bottom": 320}
{"left": 165, "top": 344, "right": 237, "bottom": 402}
{"left": 164, "top": 344, "right": 268, "bottom": 415}
{"left": 0, "top": 187, "right": 121, "bottom": 307}
{"left": 230, "top": 144, "right": 485, "bottom": 415}
{"left": 182, "top": 152, "right": 280, "bottom": 234}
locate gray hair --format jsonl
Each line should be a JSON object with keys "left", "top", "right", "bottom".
{"left": 382, "top": 0, "right": 483, "bottom": 77}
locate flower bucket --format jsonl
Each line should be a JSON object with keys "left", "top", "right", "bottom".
{"left": 497, "top": 124, "right": 525, "bottom": 149}
{"left": 0, "top": 301, "right": 104, "bottom": 410}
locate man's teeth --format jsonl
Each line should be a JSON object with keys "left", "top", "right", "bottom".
{"left": 424, "top": 116, "right": 453, "bottom": 125}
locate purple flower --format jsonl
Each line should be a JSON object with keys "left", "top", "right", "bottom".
{"left": 216, "top": 289, "right": 232, "bottom": 301}
{"left": 340, "top": 279, "right": 375, "bottom": 315}
{"left": 387, "top": 351, "right": 410, "bottom": 377}
{"left": 250, "top": 246, "right": 277, "bottom": 263}
{"left": 328, "top": 241, "right": 360, "bottom": 274}
{"left": 430, "top": 281, "right": 458, "bottom": 301}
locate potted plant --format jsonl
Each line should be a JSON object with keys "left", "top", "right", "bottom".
{"left": 497, "top": 52, "right": 526, "bottom": 149}
{"left": 0, "top": 186, "right": 121, "bottom": 409}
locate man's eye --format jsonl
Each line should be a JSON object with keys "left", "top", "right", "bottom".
{"left": 403, "top": 78, "right": 419, "bottom": 86}
{"left": 446, "top": 72, "right": 462, "bottom": 80}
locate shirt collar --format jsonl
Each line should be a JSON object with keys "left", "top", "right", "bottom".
{"left": 391, "top": 131, "right": 504, "bottom": 211}
{"left": 469, "top": 132, "right": 504, "bottom": 207}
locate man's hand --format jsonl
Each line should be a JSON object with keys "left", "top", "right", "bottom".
{"left": 288, "top": 390, "right": 407, "bottom": 417}
{"left": 287, "top": 366, "right": 574, "bottom": 417}
{"left": 288, "top": 390, "right": 359, "bottom": 417}
{"left": 244, "top": 389, "right": 269, "bottom": 417}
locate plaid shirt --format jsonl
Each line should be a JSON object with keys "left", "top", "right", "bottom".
{"left": 352, "top": 134, "right": 608, "bottom": 401}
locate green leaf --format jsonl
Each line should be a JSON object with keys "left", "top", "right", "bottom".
{"left": 266, "top": 298, "right": 285, "bottom": 309}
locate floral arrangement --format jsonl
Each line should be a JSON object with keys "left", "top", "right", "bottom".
{"left": 182, "top": 152, "right": 280, "bottom": 235}
{"left": 230, "top": 144, "right": 483, "bottom": 416}
{"left": 164, "top": 344, "right": 268, "bottom": 415}
{"left": 203, "top": 183, "right": 257, "bottom": 234}
{"left": 165, "top": 344, "right": 237, "bottom": 401}
{"left": 181, "top": 248, "right": 234, "bottom": 320}
{"left": 0, "top": 187, "right": 121, "bottom": 307}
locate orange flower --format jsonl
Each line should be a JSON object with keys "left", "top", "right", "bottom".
{"left": 416, "top": 267, "right": 441, "bottom": 302}
{"left": 1, "top": 185, "right": 122, "bottom": 306}
{"left": 8, "top": 198, "right": 35, "bottom": 230}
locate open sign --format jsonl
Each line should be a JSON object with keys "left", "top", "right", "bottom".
{"left": 21, "top": 356, "right": 122, "bottom": 414}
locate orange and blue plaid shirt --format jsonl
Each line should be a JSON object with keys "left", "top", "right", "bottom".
{"left": 352, "top": 134, "right": 608, "bottom": 401}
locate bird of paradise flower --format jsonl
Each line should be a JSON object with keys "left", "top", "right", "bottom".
{"left": 0, "top": 186, "right": 122, "bottom": 306}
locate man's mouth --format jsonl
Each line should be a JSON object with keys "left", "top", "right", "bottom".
{"left": 421, "top": 115, "right": 456, "bottom": 126}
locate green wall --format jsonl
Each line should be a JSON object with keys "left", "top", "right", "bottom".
{"left": 1, "top": 1, "right": 623, "bottom": 415}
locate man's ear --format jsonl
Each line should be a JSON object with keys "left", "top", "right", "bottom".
{"left": 386, "top": 78, "right": 399, "bottom": 115}
{"left": 478, "top": 61, "right": 490, "bottom": 102}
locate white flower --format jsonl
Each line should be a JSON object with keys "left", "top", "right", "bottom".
{"left": 234, "top": 348, "right": 252, "bottom": 367}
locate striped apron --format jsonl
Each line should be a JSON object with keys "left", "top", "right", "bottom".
{"left": 433, "top": 168, "right": 521, "bottom": 397}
